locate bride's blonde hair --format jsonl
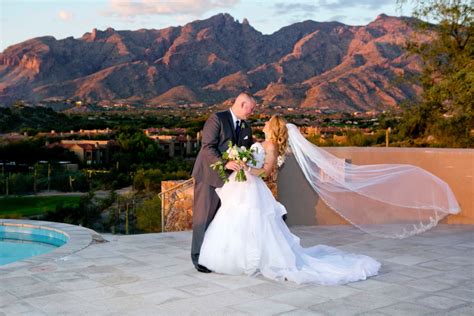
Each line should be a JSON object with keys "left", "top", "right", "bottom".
{"left": 266, "top": 115, "right": 288, "bottom": 157}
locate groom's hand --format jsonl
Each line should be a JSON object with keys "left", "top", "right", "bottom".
{"left": 225, "top": 161, "right": 242, "bottom": 171}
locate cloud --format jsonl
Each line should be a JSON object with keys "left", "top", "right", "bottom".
{"left": 327, "top": 15, "right": 347, "bottom": 22}
{"left": 319, "top": 0, "right": 392, "bottom": 11}
{"left": 274, "top": 2, "right": 318, "bottom": 15}
{"left": 105, "top": 0, "right": 240, "bottom": 17}
{"left": 58, "top": 10, "right": 73, "bottom": 21}
{"left": 273, "top": 0, "right": 393, "bottom": 17}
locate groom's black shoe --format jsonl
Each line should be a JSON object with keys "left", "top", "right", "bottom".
{"left": 195, "top": 264, "right": 212, "bottom": 273}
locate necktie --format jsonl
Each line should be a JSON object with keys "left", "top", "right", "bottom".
{"left": 235, "top": 120, "right": 241, "bottom": 141}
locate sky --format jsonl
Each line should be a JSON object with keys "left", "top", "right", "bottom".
{"left": 0, "top": 0, "right": 415, "bottom": 51}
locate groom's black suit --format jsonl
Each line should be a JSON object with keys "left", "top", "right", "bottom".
{"left": 191, "top": 110, "right": 253, "bottom": 266}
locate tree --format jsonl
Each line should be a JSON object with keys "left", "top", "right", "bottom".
{"left": 398, "top": 0, "right": 473, "bottom": 147}
{"left": 133, "top": 169, "right": 163, "bottom": 192}
{"left": 114, "top": 126, "right": 163, "bottom": 168}
{"left": 136, "top": 195, "right": 162, "bottom": 233}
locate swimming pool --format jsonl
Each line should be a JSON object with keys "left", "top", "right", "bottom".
{"left": 0, "top": 225, "right": 69, "bottom": 266}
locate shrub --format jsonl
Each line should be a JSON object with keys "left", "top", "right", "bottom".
{"left": 136, "top": 195, "right": 162, "bottom": 233}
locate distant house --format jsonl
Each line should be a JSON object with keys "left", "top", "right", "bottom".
{"left": 302, "top": 126, "right": 320, "bottom": 136}
{"left": 148, "top": 134, "right": 200, "bottom": 157}
{"left": 55, "top": 140, "right": 117, "bottom": 165}
{"left": 144, "top": 127, "right": 201, "bottom": 157}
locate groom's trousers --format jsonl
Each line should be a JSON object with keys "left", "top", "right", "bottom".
{"left": 191, "top": 181, "right": 221, "bottom": 266}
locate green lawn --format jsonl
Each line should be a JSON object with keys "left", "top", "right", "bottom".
{"left": 0, "top": 196, "right": 82, "bottom": 218}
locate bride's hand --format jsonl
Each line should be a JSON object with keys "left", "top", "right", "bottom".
{"left": 225, "top": 161, "right": 242, "bottom": 171}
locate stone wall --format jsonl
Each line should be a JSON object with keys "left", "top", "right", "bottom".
{"left": 161, "top": 180, "right": 193, "bottom": 231}
{"left": 279, "top": 147, "right": 474, "bottom": 226}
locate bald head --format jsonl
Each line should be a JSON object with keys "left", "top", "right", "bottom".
{"left": 231, "top": 92, "right": 256, "bottom": 120}
{"left": 234, "top": 93, "right": 254, "bottom": 106}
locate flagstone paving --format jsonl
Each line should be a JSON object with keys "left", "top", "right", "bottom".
{"left": 1, "top": 224, "right": 473, "bottom": 315}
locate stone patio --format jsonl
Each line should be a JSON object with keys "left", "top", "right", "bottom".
{"left": 1, "top": 224, "right": 473, "bottom": 315}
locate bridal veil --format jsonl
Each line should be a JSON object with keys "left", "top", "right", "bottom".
{"left": 286, "top": 123, "right": 460, "bottom": 238}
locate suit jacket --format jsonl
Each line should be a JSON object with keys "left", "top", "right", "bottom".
{"left": 192, "top": 110, "right": 253, "bottom": 188}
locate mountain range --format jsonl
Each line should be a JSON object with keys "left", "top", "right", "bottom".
{"left": 0, "top": 13, "right": 425, "bottom": 111}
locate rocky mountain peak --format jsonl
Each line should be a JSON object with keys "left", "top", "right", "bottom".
{"left": 0, "top": 14, "right": 425, "bottom": 112}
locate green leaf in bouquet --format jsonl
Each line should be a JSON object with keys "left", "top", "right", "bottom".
{"left": 210, "top": 160, "right": 229, "bottom": 183}
{"left": 235, "top": 169, "right": 247, "bottom": 182}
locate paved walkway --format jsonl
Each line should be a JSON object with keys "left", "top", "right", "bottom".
{"left": 1, "top": 225, "right": 473, "bottom": 315}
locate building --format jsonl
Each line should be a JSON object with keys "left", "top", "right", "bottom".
{"left": 56, "top": 140, "right": 116, "bottom": 165}
{"left": 145, "top": 128, "right": 200, "bottom": 157}
{"left": 148, "top": 134, "right": 200, "bottom": 157}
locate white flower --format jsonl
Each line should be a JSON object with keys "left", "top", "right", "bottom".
{"left": 242, "top": 157, "right": 248, "bottom": 162}
{"left": 240, "top": 146, "right": 246, "bottom": 151}
{"left": 277, "top": 155, "right": 286, "bottom": 168}
{"left": 230, "top": 148, "right": 239, "bottom": 159}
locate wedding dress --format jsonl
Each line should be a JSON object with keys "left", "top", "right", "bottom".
{"left": 199, "top": 124, "right": 459, "bottom": 284}
{"left": 198, "top": 142, "right": 381, "bottom": 285}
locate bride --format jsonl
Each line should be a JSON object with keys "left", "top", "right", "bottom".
{"left": 198, "top": 115, "right": 460, "bottom": 285}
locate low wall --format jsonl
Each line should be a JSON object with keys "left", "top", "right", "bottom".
{"left": 278, "top": 147, "right": 474, "bottom": 226}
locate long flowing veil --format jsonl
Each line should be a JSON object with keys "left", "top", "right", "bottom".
{"left": 286, "top": 123, "right": 460, "bottom": 238}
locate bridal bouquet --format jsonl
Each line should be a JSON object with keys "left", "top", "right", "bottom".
{"left": 210, "top": 141, "right": 257, "bottom": 183}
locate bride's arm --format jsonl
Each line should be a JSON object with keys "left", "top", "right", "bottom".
{"left": 247, "top": 143, "right": 277, "bottom": 178}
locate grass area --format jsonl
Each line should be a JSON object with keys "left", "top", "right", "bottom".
{"left": 0, "top": 196, "right": 82, "bottom": 218}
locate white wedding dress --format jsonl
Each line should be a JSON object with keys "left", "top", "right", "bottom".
{"left": 199, "top": 142, "right": 381, "bottom": 285}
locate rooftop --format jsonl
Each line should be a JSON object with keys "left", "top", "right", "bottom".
{"left": 1, "top": 222, "right": 473, "bottom": 315}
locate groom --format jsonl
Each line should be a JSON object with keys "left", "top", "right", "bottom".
{"left": 191, "top": 92, "right": 256, "bottom": 272}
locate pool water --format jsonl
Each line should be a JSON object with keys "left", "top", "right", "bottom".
{"left": 0, "top": 225, "right": 68, "bottom": 266}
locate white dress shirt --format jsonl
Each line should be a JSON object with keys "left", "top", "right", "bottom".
{"left": 229, "top": 108, "right": 240, "bottom": 129}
